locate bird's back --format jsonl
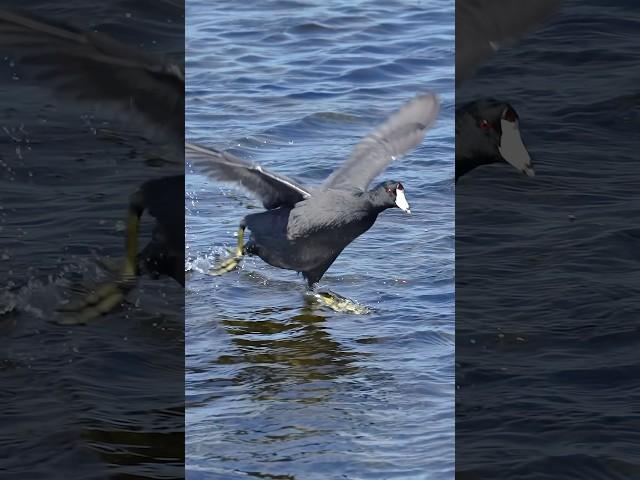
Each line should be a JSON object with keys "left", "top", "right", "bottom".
{"left": 287, "top": 190, "right": 377, "bottom": 241}
{"left": 244, "top": 191, "right": 378, "bottom": 278}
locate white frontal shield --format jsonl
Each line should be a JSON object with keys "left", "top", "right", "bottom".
{"left": 395, "top": 188, "right": 411, "bottom": 214}
{"left": 498, "top": 119, "right": 535, "bottom": 177}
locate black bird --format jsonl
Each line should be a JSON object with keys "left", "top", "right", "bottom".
{"left": 0, "top": 7, "right": 184, "bottom": 321}
{"left": 187, "top": 93, "right": 439, "bottom": 310}
{"left": 456, "top": 0, "right": 562, "bottom": 180}
{"left": 456, "top": 98, "right": 533, "bottom": 181}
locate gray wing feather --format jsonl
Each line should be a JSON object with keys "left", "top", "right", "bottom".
{"left": 286, "top": 191, "right": 371, "bottom": 240}
{"left": 321, "top": 92, "right": 440, "bottom": 192}
{"left": 0, "top": 8, "right": 184, "bottom": 140}
{"left": 457, "top": 0, "right": 562, "bottom": 85}
{"left": 186, "top": 142, "right": 311, "bottom": 210}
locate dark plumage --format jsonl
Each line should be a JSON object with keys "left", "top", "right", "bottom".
{"left": 456, "top": 99, "right": 533, "bottom": 181}
{"left": 188, "top": 93, "right": 439, "bottom": 289}
{"left": 132, "top": 175, "right": 185, "bottom": 286}
{"left": 242, "top": 180, "right": 409, "bottom": 286}
{"left": 186, "top": 144, "right": 309, "bottom": 210}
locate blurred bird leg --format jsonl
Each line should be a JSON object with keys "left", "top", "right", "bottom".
{"left": 208, "top": 224, "right": 246, "bottom": 275}
{"left": 310, "top": 290, "right": 373, "bottom": 315}
{"left": 56, "top": 191, "right": 144, "bottom": 323}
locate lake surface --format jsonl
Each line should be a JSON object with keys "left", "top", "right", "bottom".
{"left": 456, "top": 1, "right": 640, "bottom": 478}
{"left": 0, "top": 1, "right": 184, "bottom": 478}
{"left": 185, "top": 0, "right": 455, "bottom": 478}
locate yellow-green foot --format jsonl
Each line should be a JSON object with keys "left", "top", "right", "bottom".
{"left": 309, "top": 290, "right": 373, "bottom": 315}
{"left": 56, "top": 275, "right": 136, "bottom": 325}
{"left": 209, "top": 225, "right": 247, "bottom": 276}
{"left": 208, "top": 249, "right": 243, "bottom": 276}
{"left": 55, "top": 195, "right": 144, "bottom": 325}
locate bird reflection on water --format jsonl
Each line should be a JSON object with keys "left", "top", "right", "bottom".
{"left": 189, "top": 303, "right": 377, "bottom": 477}
{"left": 218, "top": 307, "right": 362, "bottom": 392}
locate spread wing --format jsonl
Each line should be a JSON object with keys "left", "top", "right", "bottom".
{"left": 457, "top": 0, "right": 562, "bottom": 85}
{"left": 0, "top": 8, "right": 184, "bottom": 141}
{"left": 186, "top": 142, "right": 311, "bottom": 210}
{"left": 320, "top": 92, "right": 440, "bottom": 192}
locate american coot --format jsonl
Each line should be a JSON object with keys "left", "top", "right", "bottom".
{"left": 0, "top": 8, "right": 184, "bottom": 323}
{"left": 455, "top": 0, "right": 561, "bottom": 181}
{"left": 187, "top": 93, "right": 439, "bottom": 312}
{"left": 456, "top": 99, "right": 533, "bottom": 181}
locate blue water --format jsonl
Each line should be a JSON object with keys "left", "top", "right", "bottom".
{"left": 186, "top": 0, "right": 454, "bottom": 478}
{"left": 456, "top": 1, "right": 640, "bottom": 478}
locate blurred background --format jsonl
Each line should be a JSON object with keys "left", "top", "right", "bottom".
{"left": 456, "top": 1, "right": 640, "bottom": 478}
{"left": 0, "top": 1, "right": 184, "bottom": 478}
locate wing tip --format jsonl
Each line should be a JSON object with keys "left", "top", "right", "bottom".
{"left": 403, "top": 91, "right": 441, "bottom": 128}
{"left": 416, "top": 91, "right": 441, "bottom": 112}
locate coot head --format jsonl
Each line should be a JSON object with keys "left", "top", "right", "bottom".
{"left": 457, "top": 99, "right": 534, "bottom": 178}
{"left": 371, "top": 180, "right": 411, "bottom": 214}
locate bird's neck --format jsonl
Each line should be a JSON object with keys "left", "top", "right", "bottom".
{"left": 456, "top": 154, "right": 497, "bottom": 181}
{"left": 455, "top": 116, "right": 500, "bottom": 181}
{"left": 366, "top": 190, "right": 393, "bottom": 214}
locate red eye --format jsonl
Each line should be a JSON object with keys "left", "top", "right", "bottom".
{"left": 479, "top": 119, "right": 491, "bottom": 130}
{"left": 502, "top": 107, "right": 517, "bottom": 123}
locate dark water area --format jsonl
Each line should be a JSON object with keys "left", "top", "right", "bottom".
{"left": 456, "top": 1, "right": 640, "bottom": 478}
{"left": 186, "top": 0, "right": 454, "bottom": 478}
{"left": 0, "top": 1, "right": 184, "bottom": 478}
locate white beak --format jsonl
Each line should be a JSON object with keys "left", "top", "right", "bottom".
{"left": 395, "top": 188, "right": 411, "bottom": 214}
{"left": 498, "top": 119, "right": 535, "bottom": 177}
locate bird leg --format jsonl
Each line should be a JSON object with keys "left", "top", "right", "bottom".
{"left": 56, "top": 192, "right": 143, "bottom": 324}
{"left": 209, "top": 223, "right": 246, "bottom": 276}
{"left": 308, "top": 289, "right": 373, "bottom": 315}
